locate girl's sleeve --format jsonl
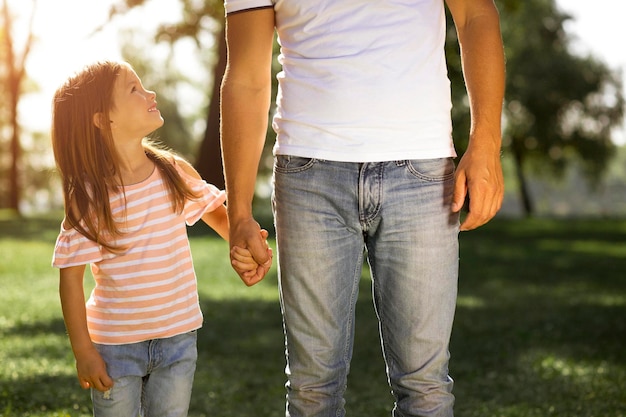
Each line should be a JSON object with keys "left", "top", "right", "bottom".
{"left": 175, "top": 165, "right": 227, "bottom": 226}
{"left": 51, "top": 223, "right": 104, "bottom": 268}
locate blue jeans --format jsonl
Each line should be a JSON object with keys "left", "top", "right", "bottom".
{"left": 273, "top": 157, "right": 459, "bottom": 417}
{"left": 91, "top": 331, "right": 197, "bottom": 417}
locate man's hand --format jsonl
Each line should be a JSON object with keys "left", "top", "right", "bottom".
{"left": 229, "top": 217, "right": 272, "bottom": 286}
{"left": 451, "top": 142, "right": 504, "bottom": 231}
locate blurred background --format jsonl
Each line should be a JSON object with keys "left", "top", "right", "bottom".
{"left": 1, "top": 0, "right": 625, "bottom": 221}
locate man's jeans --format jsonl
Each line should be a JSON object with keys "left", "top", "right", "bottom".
{"left": 91, "top": 330, "right": 197, "bottom": 417}
{"left": 273, "top": 157, "right": 459, "bottom": 417}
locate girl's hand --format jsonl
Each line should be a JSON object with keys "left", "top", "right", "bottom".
{"left": 75, "top": 347, "right": 114, "bottom": 392}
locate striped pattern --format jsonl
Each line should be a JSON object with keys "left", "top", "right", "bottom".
{"left": 52, "top": 163, "right": 226, "bottom": 345}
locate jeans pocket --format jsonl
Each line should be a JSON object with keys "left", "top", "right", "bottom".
{"left": 405, "top": 158, "right": 455, "bottom": 182}
{"left": 274, "top": 155, "right": 317, "bottom": 173}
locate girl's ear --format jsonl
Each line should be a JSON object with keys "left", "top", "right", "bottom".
{"left": 92, "top": 112, "right": 107, "bottom": 129}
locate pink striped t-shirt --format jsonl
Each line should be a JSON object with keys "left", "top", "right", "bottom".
{"left": 52, "top": 162, "right": 226, "bottom": 345}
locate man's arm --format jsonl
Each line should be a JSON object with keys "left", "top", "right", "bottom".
{"left": 446, "top": 0, "right": 505, "bottom": 231}
{"left": 220, "top": 8, "right": 275, "bottom": 276}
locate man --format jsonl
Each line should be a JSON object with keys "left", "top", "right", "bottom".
{"left": 220, "top": 1, "right": 505, "bottom": 416}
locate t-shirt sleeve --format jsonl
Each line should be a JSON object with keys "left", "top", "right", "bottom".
{"left": 175, "top": 164, "right": 227, "bottom": 226}
{"left": 51, "top": 223, "right": 103, "bottom": 268}
{"left": 224, "top": 0, "right": 273, "bottom": 15}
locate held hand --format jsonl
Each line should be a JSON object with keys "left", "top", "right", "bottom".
{"left": 75, "top": 347, "right": 114, "bottom": 392}
{"left": 452, "top": 144, "right": 504, "bottom": 231}
{"left": 231, "top": 239, "right": 272, "bottom": 286}
{"left": 229, "top": 218, "right": 272, "bottom": 286}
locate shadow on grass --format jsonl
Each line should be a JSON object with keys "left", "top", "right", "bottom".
{"left": 0, "top": 318, "right": 93, "bottom": 416}
{"left": 2, "top": 318, "right": 67, "bottom": 337}
{"left": 0, "top": 213, "right": 63, "bottom": 242}
{"left": 1, "top": 374, "right": 94, "bottom": 416}
{"left": 451, "top": 303, "right": 626, "bottom": 416}
{"left": 450, "top": 218, "right": 626, "bottom": 416}
{"left": 2, "top": 218, "right": 625, "bottom": 416}
{"left": 3, "top": 293, "right": 624, "bottom": 416}
{"left": 191, "top": 298, "right": 286, "bottom": 417}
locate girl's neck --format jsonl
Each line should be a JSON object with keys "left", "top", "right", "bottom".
{"left": 117, "top": 146, "right": 155, "bottom": 186}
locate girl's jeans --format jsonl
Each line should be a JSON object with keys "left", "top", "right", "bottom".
{"left": 91, "top": 330, "right": 197, "bottom": 417}
{"left": 273, "top": 157, "right": 459, "bottom": 417}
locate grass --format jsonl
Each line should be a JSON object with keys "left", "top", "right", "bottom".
{"left": 1, "top": 213, "right": 625, "bottom": 416}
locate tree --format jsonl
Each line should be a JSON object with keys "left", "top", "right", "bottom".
{"left": 447, "top": 0, "right": 624, "bottom": 216}
{"left": 194, "top": 23, "right": 227, "bottom": 189}
{"left": 1, "top": 0, "right": 36, "bottom": 215}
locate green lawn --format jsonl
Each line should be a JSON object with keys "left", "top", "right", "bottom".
{"left": 1, "top": 214, "right": 625, "bottom": 416}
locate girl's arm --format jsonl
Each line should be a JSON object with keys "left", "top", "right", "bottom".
{"left": 201, "top": 204, "right": 272, "bottom": 285}
{"left": 200, "top": 203, "right": 230, "bottom": 241}
{"left": 175, "top": 157, "right": 272, "bottom": 285}
{"left": 174, "top": 156, "right": 232, "bottom": 239}
{"left": 59, "top": 265, "right": 113, "bottom": 392}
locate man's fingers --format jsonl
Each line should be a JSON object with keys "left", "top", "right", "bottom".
{"left": 451, "top": 170, "right": 467, "bottom": 213}
{"left": 228, "top": 220, "right": 272, "bottom": 285}
{"left": 459, "top": 187, "right": 502, "bottom": 231}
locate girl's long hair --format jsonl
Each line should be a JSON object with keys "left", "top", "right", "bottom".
{"left": 51, "top": 61, "right": 200, "bottom": 252}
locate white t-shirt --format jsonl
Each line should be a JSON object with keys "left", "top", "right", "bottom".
{"left": 225, "top": 0, "right": 456, "bottom": 162}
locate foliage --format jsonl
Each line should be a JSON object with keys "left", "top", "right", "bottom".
{"left": 106, "top": 0, "right": 224, "bottom": 39}
{"left": 1, "top": 214, "right": 626, "bottom": 416}
{"left": 499, "top": 0, "right": 624, "bottom": 179}
{"left": 446, "top": 0, "right": 624, "bottom": 215}
{"left": 5, "top": 0, "right": 624, "bottom": 216}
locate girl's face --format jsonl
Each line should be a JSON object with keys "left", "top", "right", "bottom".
{"left": 108, "top": 65, "right": 164, "bottom": 142}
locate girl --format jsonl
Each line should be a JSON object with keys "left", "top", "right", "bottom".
{"left": 51, "top": 60, "right": 270, "bottom": 416}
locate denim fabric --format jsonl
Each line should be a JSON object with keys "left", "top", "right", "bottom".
{"left": 91, "top": 330, "right": 197, "bottom": 417}
{"left": 273, "top": 157, "right": 459, "bottom": 417}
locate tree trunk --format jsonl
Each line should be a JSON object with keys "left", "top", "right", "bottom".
{"left": 511, "top": 141, "right": 533, "bottom": 217}
{"left": 194, "top": 24, "right": 227, "bottom": 190}
{"left": 3, "top": 0, "right": 35, "bottom": 215}
{"left": 9, "top": 112, "right": 20, "bottom": 213}
{"left": 3, "top": 0, "right": 21, "bottom": 214}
